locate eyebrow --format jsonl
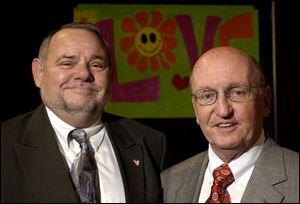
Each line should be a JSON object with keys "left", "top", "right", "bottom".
{"left": 194, "top": 83, "right": 249, "bottom": 92}
{"left": 57, "top": 54, "right": 77, "bottom": 60}
{"left": 55, "top": 54, "right": 107, "bottom": 63}
{"left": 90, "top": 54, "right": 106, "bottom": 62}
{"left": 55, "top": 55, "right": 77, "bottom": 64}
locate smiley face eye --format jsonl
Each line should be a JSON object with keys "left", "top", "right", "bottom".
{"left": 149, "top": 33, "right": 156, "bottom": 43}
{"left": 141, "top": 34, "right": 147, "bottom": 44}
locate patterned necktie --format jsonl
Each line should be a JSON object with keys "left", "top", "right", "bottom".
{"left": 69, "top": 129, "right": 101, "bottom": 203}
{"left": 206, "top": 163, "right": 235, "bottom": 203}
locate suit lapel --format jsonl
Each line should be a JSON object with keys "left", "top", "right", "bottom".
{"left": 174, "top": 154, "right": 208, "bottom": 203}
{"left": 105, "top": 119, "right": 145, "bottom": 202}
{"left": 242, "top": 168, "right": 284, "bottom": 202}
{"left": 14, "top": 105, "right": 78, "bottom": 202}
{"left": 242, "top": 138, "right": 285, "bottom": 203}
{"left": 192, "top": 157, "right": 209, "bottom": 202}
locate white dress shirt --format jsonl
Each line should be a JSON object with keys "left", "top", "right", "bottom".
{"left": 198, "top": 131, "right": 266, "bottom": 203}
{"left": 46, "top": 107, "right": 126, "bottom": 203}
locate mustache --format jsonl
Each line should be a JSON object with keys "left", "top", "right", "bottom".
{"left": 61, "top": 81, "right": 101, "bottom": 92}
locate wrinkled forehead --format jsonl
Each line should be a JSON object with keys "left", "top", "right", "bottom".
{"left": 48, "top": 28, "right": 110, "bottom": 61}
{"left": 51, "top": 28, "right": 100, "bottom": 45}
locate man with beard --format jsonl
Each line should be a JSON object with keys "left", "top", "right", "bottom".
{"left": 1, "top": 23, "right": 166, "bottom": 203}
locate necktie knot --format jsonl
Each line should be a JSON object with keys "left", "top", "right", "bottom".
{"left": 213, "top": 164, "right": 234, "bottom": 188}
{"left": 69, "top": 129, "right": 91, "bottom": 152}
{"left": 69, "top": 128, "right": 87, "bottom": 144}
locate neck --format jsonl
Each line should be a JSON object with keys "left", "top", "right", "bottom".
{"left": 210, "top": 133, "right": 262, "bottom": 163}
{"left": 55, "top": 109, "right": 101, "bottom": 128}
{"left": 211, "top": 145, "right": 247, "bottom": 163}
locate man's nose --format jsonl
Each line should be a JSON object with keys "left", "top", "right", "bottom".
{"left": 214, "top": 93, "right": 233, "bottom": 118}
{"left": 75, "top": 64, "right": 94, "bottom": 82}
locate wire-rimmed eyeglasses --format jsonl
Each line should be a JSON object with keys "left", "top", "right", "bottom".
{"left": 192, "top": 85, "right": 263, "bottom": 106}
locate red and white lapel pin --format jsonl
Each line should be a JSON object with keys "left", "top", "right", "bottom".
{"left": 133, "top": 159, "right": 140, "bottom": 166}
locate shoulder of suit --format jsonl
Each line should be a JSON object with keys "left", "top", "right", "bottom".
{"left": 163, "top": 151, "right": 207, "bottom": 174}
{"left": 2, "top": 110, "right": 35, "bottom": 130}
{"left": 265, "top": 137, "right": 298, "bottom": 158}
{"left": 103, "top": 112, "right": 162, "bottom": 133}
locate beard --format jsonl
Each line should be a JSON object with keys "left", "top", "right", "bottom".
{"left": 40, "top": 86, "right": 108, "bottom": 115}
{"left": 61, "top": 98, "right": 104, "bottom": 113}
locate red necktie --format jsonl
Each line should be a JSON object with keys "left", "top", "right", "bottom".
{"left": 206, "top": 164, "right": 235, "bottom": 203}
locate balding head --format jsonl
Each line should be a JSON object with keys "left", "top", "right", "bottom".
{"left": 189, "top": 46, "right": 271, "bottom": 162}
{"left": 190, "top": 46, "right": 265, "bottom": 92}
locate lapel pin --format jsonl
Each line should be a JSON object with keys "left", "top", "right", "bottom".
{"left": 133, "top": 159, "right": 140, "bottom": 166}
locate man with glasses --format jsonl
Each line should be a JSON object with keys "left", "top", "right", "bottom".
{"left": 161, "top": 46, "right": 299, "bottom": 203}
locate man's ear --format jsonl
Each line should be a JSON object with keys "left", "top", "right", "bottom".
{"left": 263, "top": 86, "right": 272, "bottom": 117}
{"left": 192, "top": 96, "right": 201, "bottom": 125}
{"left": 32, "top": 58, "right": 43, "bottom": 88}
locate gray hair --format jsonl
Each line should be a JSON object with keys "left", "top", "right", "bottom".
{"left": 249, "top": 55, "right": 267, "bottom": 87}
{"left": 38, "top": 22, "right": 111, "bottom": 68}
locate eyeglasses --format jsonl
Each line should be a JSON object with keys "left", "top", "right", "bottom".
{"left": 192, "top": 86, "right": 262, "bottom": 106}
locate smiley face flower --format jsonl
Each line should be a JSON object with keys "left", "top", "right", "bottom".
{"left": 120, "top": 10, "right": 177, "bottom": 73}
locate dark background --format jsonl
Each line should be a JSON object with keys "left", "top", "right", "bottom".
{"left": 3, "top": 0, "right": 299, "bottom": 168}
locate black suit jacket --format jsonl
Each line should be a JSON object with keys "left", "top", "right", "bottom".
{"left": 1, "top": 105, "right": 166, "bottom": 203}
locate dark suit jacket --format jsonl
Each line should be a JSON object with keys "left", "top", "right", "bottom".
{"left": 161, "top": 137, "right": 299, "bottom": 203}
{"left": 1, "top": 105, "right": 167, "bottom": 203}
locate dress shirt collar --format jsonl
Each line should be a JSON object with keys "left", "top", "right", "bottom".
{"left": 45, "top": 106, "right": 104, "bottom": 151}
{"left": 208, "top": 130, "right": 266, "bottom": 179}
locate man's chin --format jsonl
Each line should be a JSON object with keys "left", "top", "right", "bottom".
{"left": 63, "top": 102, "right": 99, "bottom": 113}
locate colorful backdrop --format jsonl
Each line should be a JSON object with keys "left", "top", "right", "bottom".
{"left": 74, "top": 4, "right": 259, "bottom": 118}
